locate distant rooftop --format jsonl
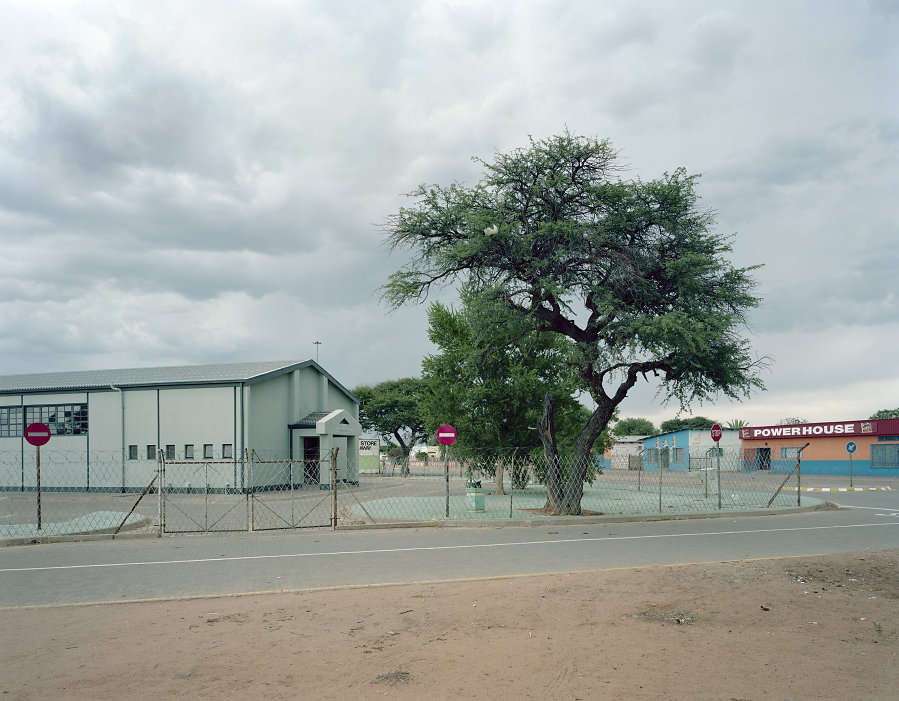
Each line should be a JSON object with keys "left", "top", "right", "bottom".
{"left": 0, "top": 360, "right": 356, "bottom": 402}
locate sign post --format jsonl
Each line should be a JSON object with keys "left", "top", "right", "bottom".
{"left": 438, "top": 425, "right": 457, "bottom": 517}
{"left": 711, "top": 424, "right": 723, "bottom": 510}
{"left": 846, "top": 441, "right": 857, "bottom": 488}
{"left": 25, "top": 423, "right": 51, "bottom": 531}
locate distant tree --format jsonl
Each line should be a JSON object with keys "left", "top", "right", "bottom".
{"left": 383, "top": 130, "right": 764, "bottom": 514}
{"left": 660, "top": 416, "right": 718, "bottom": 433}
{"left": 869, "top": 408, "right": 899, "bottom": 420}
{"left": 777, "top": 417, "right": 808, "bottom": 425}
{"left": 353, "top": 378, "right": 429, "bottom": 476}
{"left": 612, "top": 417, "right": 657, "bottom": 436}
{"left": 725, "top": 419, "right": 748, "bottom": 429}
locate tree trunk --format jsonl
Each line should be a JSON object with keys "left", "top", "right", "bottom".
{"left": 393, "top": 430, "right": 411, "bottom": 477}
{"left": 555, "top": 403, "right": 615, "bottom": 514}
{"left": 537, "top": 392, "right": 563, "bottom": 512}
{"left": 512, "top": 460, "right": 530, "bottom": 489}
{"left": 494, "top": 459, "right": 505, "bottom": 495}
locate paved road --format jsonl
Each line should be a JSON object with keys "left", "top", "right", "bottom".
{"left": 1, "top": 488, "right": 897, "bottom": 609}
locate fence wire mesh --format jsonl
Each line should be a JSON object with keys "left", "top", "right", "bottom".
{"left": 0, "top": 450, "right": 160, "bottom": 538}
{"left": 341, "top": 447, "right": 804, "bottom": 525}
{"left": 1, "top": 446, "right": 807, "bottom": 538}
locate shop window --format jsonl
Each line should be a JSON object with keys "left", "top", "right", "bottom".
{"left": 671, "top": 448, "right": 685, "bottom": 463}
{"left": 781, "top": 447, "right": 801, "bottom": 459}
{"left": 871, "top": 444, "right": 899, "bottom": 469}
{"left": 645, "top": 448, "right": 659, "bottom": 463}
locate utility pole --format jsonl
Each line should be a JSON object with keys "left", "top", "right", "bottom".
{"left": 313, "top": 340, "right": 321, "bottom": 362}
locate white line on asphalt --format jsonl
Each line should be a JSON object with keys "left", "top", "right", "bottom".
{"left": 2, "top": 521, "right": 898, "bottom": 574}
{"left": 841, "top": 505, "right": 899, "bottom": 511}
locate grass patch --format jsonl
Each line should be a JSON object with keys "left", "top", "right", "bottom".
{"left": 874, "top": 622, "right": 896, "bottom": 638}
{"left": 637, "top": 607, "right": 700, "bottom": 625}
{"left": 373, "top": 669, "right": 412, "bottom": 686}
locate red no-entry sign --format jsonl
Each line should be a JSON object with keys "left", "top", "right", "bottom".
{"left": 25, "top": 423, "right": 51, "bottom": 447}
{"left": 437, "top": 424, "right": 457, "bottom": 446}
{"left": 710, "top": 424, "right": 723, "bottom": 443}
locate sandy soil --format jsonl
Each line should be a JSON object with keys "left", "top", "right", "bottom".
{"left": 2, "top": 549, "right": 897, "bottom": 700}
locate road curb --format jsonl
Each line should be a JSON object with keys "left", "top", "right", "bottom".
{"left": 336, "top": 501, "right": 836, "bottom": 531}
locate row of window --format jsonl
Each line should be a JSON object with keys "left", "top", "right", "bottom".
{"left": 129, "top": 444, "right": 235, "bottom": 461}
{"left": 0, "top": 404, "right": 89, "bottom": 437}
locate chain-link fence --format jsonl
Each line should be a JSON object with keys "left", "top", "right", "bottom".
{"left": 160, "top": 450, "right": 345, "bottom": 533}
{"left": 0, "top": 449, "right": 160, "bottom": 538}
{"left": 1, "top": 446, "right": 808, "bottom": 538}
{"left": 342, "top": 446, "right": 806, "bottom": 524}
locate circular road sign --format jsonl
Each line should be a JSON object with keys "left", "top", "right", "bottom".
{"left": 25, "top": 422, "right": 51, "bottom": 447}
{"left": 846, "top": 441, "right": 857, "bottom": 454}
{"left": 437, "top": 424, "right": 457, "bottom": 446}
{"left": 710, "top": 424, "right": 723, "bottom": 442}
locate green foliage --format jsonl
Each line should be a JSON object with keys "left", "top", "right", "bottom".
{"left": 776, "top": 417, "right": 808, "bottom": 425}
{"left": 613, "top": 417, "right": 658, "bottom": 436}
{"left": 383, "top": 129, "right": 763, "bottom": 512}
{"left": 725, "top": 419, "right": 748, "bottom": 429}
{"left": 420, "top": 285, "right": 595, "bottom": 474}
{"left": 352, "top": 377, "right": 429, "bottom": 458}
{"left": 869, "top": 408, "right": 899, "bottom": 420}
{"left": 660, "top": 416, "right": 718, "bottom": 433}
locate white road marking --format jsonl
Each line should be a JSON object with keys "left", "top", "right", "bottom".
{"left": 1, "top": 521, "right": 898, "bottom": 574}
{"left": 841, "top": 505, "right": 899, "bottom": 511}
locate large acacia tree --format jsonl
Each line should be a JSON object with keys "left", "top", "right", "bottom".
{"left": 383, "top": 130, "right": 764, "bottom": 514}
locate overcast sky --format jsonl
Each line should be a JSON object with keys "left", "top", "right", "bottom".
{"left": 1, "top": 0, "right": 896, "bottom": 428}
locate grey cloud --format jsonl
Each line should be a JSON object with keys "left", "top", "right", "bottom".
{"left": 0, "top": 0, "right": 897, "bottom": 425}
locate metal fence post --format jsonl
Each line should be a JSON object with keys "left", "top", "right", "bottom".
{"left": 704, "top": 448, "right": 710, "bottom": 498}
{"left": 289, "top": 456, "right": 295, "bottom": 527}
{"left": 246, "top": 449, "right": 253, "bottom": 532}
{"left": 204, "top": 458, "right": 209, "bottom": 532}
{"left": 157, "top": 450, "right": 164, "bottom": 536}
{"left": 659, "top": 447, "right": 664, "bottom": 513}
{"left": 332, "top": 448, "right": 339, "bottom": 529}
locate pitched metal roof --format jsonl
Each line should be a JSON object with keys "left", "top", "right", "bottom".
{"left": 0, "top": 360, "right": 358, "bottom": 403}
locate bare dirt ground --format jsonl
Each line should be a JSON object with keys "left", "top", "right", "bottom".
{"left": 2, "top": 549, "right": 898, "bottom": 700}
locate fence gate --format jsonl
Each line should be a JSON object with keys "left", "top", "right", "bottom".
{"left": 160, "top": 453, "right": 250, "bottom": 533}
{"left": 160, "top": 449, "right": 340, "bottom": 533}
{"left": 249, "top": 450, "right": 337, "bottom": 530}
